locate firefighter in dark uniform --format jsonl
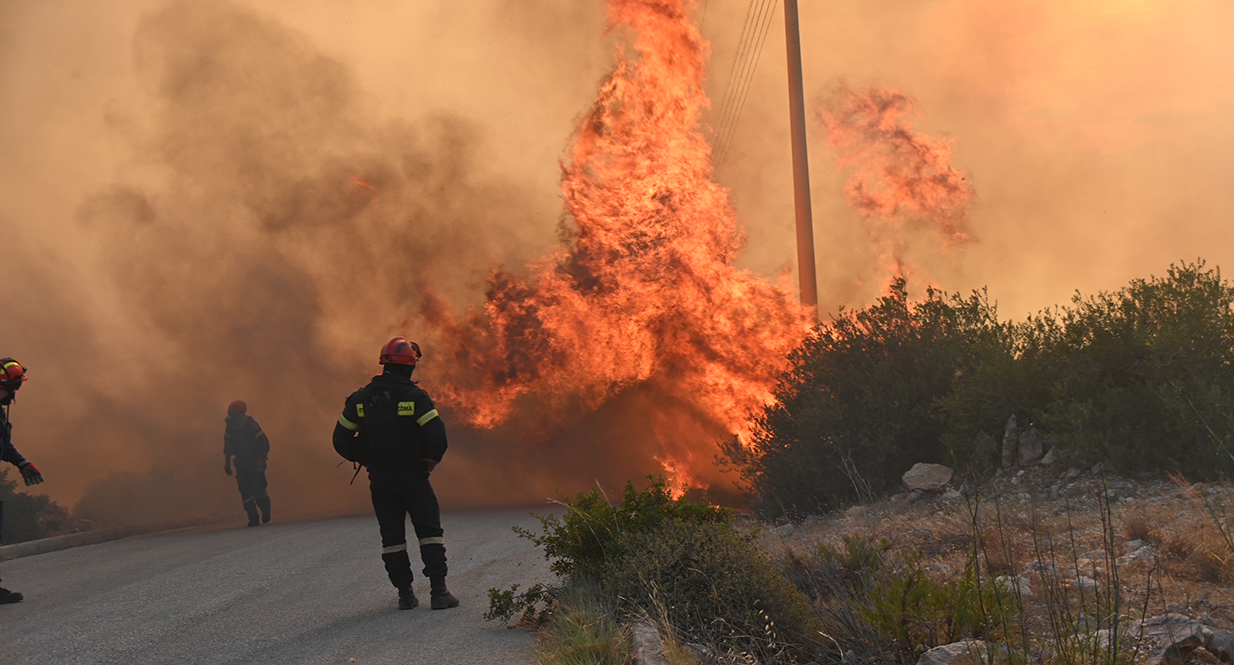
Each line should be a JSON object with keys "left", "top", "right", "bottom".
{"left": 0, "top": 358, "right": 45, "bottom": 604}
{"left": 332, "top": 337, "right": 459, "bottom": 611}
{"left": 223, "top": 400, "right": 271, "bottom": 526}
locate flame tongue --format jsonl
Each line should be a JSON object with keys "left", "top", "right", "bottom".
{"left": 425, "top": 0, "right": 809, "bottom": 491}
{"left": 819, "top": 87, "right": 974, "bottom": 288}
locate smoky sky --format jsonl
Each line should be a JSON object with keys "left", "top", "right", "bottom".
{"left": 2, "top": 0, "right": 1234, "bottom": 520}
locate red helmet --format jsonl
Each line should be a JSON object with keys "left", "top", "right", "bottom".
{"left": 379, "top": 337, "right": 421, "bottom": 366}
{"left": 227, "top": 400, "right": 247, "bottom": 414}
{"left": 0, "top": 358, "right": 28, "bottom": 390}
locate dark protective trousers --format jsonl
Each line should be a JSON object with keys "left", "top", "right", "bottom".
{"left": 368, "top": 466, "right": 447, "bottom": 589}
{"left": 235, "top": 463, "right": 270, "bottom": 524}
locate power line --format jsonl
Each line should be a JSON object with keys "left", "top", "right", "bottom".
{"left": 715, "top": 0, "right": 777, "bottom": 164}
{"left": 718, "top": 0, "right": 777, "bottom": 164}
{"left": 712, "top": 0, "right": 779, "bottom": 168}
{"left": 711, "top": 0, "right": 764, "bottom": 150}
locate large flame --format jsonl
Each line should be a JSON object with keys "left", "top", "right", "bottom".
{"left": 419, "top": 0, "right": 809, "bottom": 491}
{"left": 819, "top": 87, "right": 974, "bottom": 288}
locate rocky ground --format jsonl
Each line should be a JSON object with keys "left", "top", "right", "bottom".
{"left": 753, "top": 460, "right": 1234, "bottom": 665}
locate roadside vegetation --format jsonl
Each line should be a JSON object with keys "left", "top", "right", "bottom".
{"left": 492, "top": 260, "right": 1234, "bottom": 664}
{"left": 723, "top": 259, "right": 1234, "bottom": 517}
{"left": 0, "top": 468, "right": 88, "bottom": 545}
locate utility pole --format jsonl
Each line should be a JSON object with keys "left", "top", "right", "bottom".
{"left": 783, "top": 0, "right": 818, "bottom": 313}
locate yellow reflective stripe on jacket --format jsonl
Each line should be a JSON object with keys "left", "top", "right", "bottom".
{"left": 397, "top": 401, "right": 415, "bottom": 416}
{"left": 338, "top": 415, "right": 359, "bottom": 431}
{"left": 417, "top": 409, "right": 439, "bottom": 426}
{"left": 355, "top": 403, "right": 365, "bottom": 417}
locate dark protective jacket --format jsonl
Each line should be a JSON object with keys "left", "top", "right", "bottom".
{"left": 224, "top": 415, "right": 270, "bottom": 468}
{"left": 333, "top": 373, "right": 447, "bottom": 470}
{"left": 0, "top": 408, "right": 28, "bottom": 467}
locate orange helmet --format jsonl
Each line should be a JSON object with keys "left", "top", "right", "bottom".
{"left": 379, "top": 337, "right": 421, "bottom": 366}
{"left": 227, "top": 400, "right": 247, "bottom": 414}
{"left": 0, "top": 358, "right": 28, "bottom": 390}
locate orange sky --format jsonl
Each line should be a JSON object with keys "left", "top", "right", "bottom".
{"left": 1, "top": 0, "right": 1232, "bottom": 512}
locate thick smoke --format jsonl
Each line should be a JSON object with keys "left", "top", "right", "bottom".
{"left": 700, "top": 0, "right": 1234, "bottom": 313}
{"left": 4, "top": 0, "right": 1232, "bottom": 522}
{"left": 0, "top": 0, "right": 612, "bottom": 524}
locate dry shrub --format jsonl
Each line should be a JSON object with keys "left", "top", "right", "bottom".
{"left": 1162, "top": 528, "right": 1234, "bottom": 583}
{"left": 978, "top": 523, "right": 1024, "bottom": 576}
{"left": 1122, "top": 514, "right": 1157, "bottom": 544}
{"left": 1164, "top": 532, "right": 1197, "bottom": 561}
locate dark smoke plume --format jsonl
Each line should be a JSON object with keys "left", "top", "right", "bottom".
{"left": 67, "top": 0, "right": 561, "bottom": 523}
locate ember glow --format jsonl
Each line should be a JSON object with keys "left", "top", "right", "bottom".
{"left": 421, "top": 0, "right": 810, "bottom": 490}
{"left": 818, "top": 87, "right": 974, "bottom": 287}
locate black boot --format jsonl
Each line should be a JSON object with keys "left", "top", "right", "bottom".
{"left": 397, "top": 586, "right": 419, "bottom": 610}
{"left": 429, "top": 576, "right": 459, "bottom": 610}
{"left": 257, "top": 494, "right": 271, "bottom": 524}
{"left": 243, "top": 497, "right": 260, "bottom": 526}
{"left": 0, "top": 578, "right": 23, "bottom": 604}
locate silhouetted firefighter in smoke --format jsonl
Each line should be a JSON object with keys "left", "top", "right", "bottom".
{"left": 0, "top": 358, "right": 44, "bottom": 604}
{"left": 223, "top": 400, "right": 271, "bottom": 527}
{"left": 332, "top": 337, "right": 458, "bottom": 611}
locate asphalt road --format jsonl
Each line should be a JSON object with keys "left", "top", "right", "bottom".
{"left": 0, "top": 509, "right": 555, "bottom": 664}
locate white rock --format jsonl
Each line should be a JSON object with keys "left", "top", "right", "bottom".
{"left": 632, "top": 623, "right": 666, "bottom": 665}
{"left": 996, "top": 575, "right": 1033, "bottom": 597}
{"left": 1024, "top": 560, "right": 1057, "bottom": 576}
{"left": 1018, "top": 427, "right": 1045, "bottom": 465}
{"left": 773, "top": 523, "right": 795, "bottom": 537}
{"left": 1074, "top": 575, "right": 1100, "bottom": 591}
{"left": 903, "top": 463, "right": 955, "bottom": 491}
{"left": 917, "top": 639, "right": 986, "bottom": 665}
{"left": 1040, "top": 446, "right": 1058, "bottom": 465}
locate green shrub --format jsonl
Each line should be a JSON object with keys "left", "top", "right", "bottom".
{"left": 604, "top": 517, "right": 817, "bottom": 647}
{"left": 494, "top": 476, "right": 819, "bottom": 656}
{"left": 1038, "top": 261, "right": 1234, "bottom": 475}
{"left": 514, "top": 476, "right": 732, "bottom": 581}
{"left": 722, "top": 280, "right": 1009, "bottom": 516}
{"left": 0, "top": 468, "right": 86, "bottom": 545}
{"left": 947, "top": 260, "right": 1234, "bottom": 477}
{"left": 728, "top": 260, "right": 1234, "bottom": 516}
{"left": 534, "top": 581, "right": 631, "bottom": 665}
{"left": 795, "top": 535, "right": 1009, "bottom": 663}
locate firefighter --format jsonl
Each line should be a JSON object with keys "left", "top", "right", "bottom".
{"left": 0, "top": 358, "right": 44, "bottom": 604}
{"left": 332, "top": 337, "right": 459, "bottom": 611}
{"left": 223, "top": 400, "right": 271, "bottom": 527}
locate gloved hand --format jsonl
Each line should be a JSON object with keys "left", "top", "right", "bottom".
{"left": 224, "top": 461, "right": 233, "bottom": 476}
{"left": 17, "top": 460, "right": 43, "bottom": 486}
{"left": 424, "top": 459, "right": 439, "bottom": 472}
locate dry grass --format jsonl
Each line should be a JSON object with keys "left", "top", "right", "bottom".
{"left": 748, "top": 466, "right": 1234, "bottom": 662}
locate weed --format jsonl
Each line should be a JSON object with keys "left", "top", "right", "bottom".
{"left": 534, "top": 582, "right": 630, "bottom": 665}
